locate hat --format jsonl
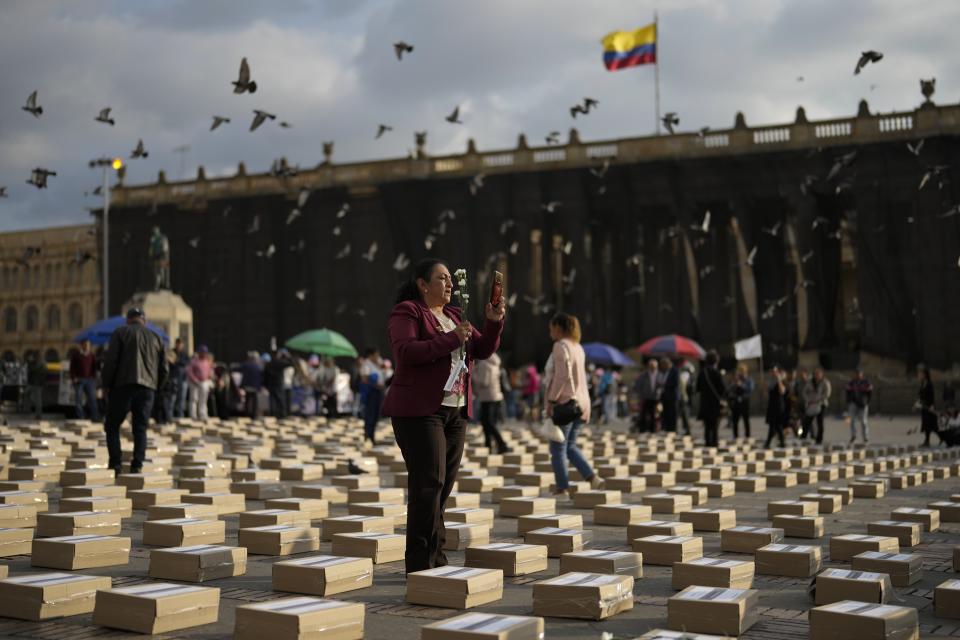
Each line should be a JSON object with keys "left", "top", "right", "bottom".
{"left": 126, "top": 307, "right": 145, "bottom": 319}
{"left": 197, "top": 344, "right": 209, "bottom": 354}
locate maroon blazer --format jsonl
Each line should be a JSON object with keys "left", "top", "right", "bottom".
{"left": 382, "top": 299, "right": 504, "bottom": 419}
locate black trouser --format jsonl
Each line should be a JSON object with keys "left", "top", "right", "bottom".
{"left": 765, "top": 419, "right": 785, "bottom": 449}
{"left": 638, "top": 399, "right": 657, "bottom": 432}
{"left": 479, "top": 401, "right": 507, "bottom": 452}
{"left": 324, "top": 393, "right": 338, "bottom": 418}
{"left": 268, "top": 386, "right": 286, "bottom": 417}
{"left": 104, "top": 384, "right": 154, "bottom": 472}
{"left": 392, "top": 406, "right": 466, "bottom": 573}
{"left": 703, "top": 417, "right": 719, "bottom": 447}
{"left": 730, "top": 401, "right": 751, "bottom": 438}
{"left": 244, "top": 387, "right": 259, "bottom": 417}
{"left": 801, "top": 408, "right": 825, "bottom": 444}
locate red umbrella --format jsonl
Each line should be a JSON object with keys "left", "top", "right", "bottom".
{"left": 636, "top": 334, "right": 706, "bottom": 360}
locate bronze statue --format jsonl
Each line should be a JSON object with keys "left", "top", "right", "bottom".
{"left": 148, "top": 226, "right": 170, "bottom": 290}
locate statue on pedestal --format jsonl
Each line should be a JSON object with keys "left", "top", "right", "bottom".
{"left": 148, "top": 226, "right": 170, "bottom": 290}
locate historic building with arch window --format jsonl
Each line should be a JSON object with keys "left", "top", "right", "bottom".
{"left": 0, "top": 224, "right": 101, "bottom": 362}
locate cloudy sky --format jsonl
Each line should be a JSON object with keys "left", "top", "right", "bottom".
{"left": 1, "top": 0, "right": 957, "bottom": 231}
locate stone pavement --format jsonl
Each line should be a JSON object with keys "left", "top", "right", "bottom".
{"left": 0, "top": 414, "right": 957, "bottom": 639}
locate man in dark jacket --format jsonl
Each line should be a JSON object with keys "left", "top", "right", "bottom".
{"left": 696, "top": 350, "right": 725, "bottom": 447}
{"left": 100, "top": 308, "right": 168, "bottom": 475}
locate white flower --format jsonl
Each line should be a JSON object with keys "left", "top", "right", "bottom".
{"left": 462, "top": 294, "right": 470, "bottom": 301}
{"left": 458, "top": 279, "right": 467, "bottom": 288}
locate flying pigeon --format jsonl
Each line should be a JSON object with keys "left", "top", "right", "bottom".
{"left": 801, "top": 250, "right": 814, "bottom": 263}
{"left": 906, "top": 139, "right": 924, "bottom": 157}
{"left": 854, "top": 50, "right": 883, "bottom": 75}
{"left": 469, "top": 173, "right": 485, "bottom": 196}
{"left": 0, "top": 187, "right": 7, "bottom": 198}
{"left": 250, "top": 109, "right": 276, "bottom": 131}
{"left": 26, "top": 168, "right": 56, "bottom": 189}
{"left": 22, "top": 91, "right": 42, "bottom": 118}
{"left": 746, "top": 246, "right": 757, "bottom": 266}
{"left": 545, "top": 131, "right": 561, "bottom": 145}
{"left": 256, "top": 243, "right": 276, "bottom": 258}
{"left": 232, "top": 57, "right": 257, "bottom": 93}
{"left": 188, "top": 237, "right": 200, "bottom": 248}
{"left": 375, "top": 124, "right": 393, "bottom": 139}
{"left": 445, "top": 106, "right": 462, "bottom": 124}
{"left": 285, "top": 209, "right": 301, "bottom": 225}
{"left": 541, "top": 201, "right": 561, "bottom": 213}
{"left": 130, "top": 139, "right": 149, "bottom": 159}
{"left": 590, "top": 159, "right": 610, "bottom": 179}
{"left": 661, "top": 112, "right": 679, "bottom": 134}
{"left": 17, "top": 246, "right": 41, "bottom": 266}
{"left": 335, "top": 243, "right": 351, "bottom": 259}
{"left": 762, "top": 221, "right": 782, "bottom": 237}
{"left": 295, "top": 289, "right": 307, "bottom": 301}
{"left": 210, "top": 115, "right": 231, "bottom": 131}
{"left": 246, "top": 214, "right": 260, "bottom": 234}
{"left": 393, "top": 253, "right": 411, "bottom": 271}
{"left": 700, "top": 210, "right": 711, "bottom": 233}
{"left": 279, "top": 121, "right": 292, "bottom": 129}
{"left": 394, "top": 41, "right": 414, "bottom": 60}
{"left": 297, "top": 188, "right": 310, "bottom": 208}
{"left": 499, "top": 219, "right": 515, "bottom": 235}
{"left": 570, "top": 104, "right": 588, "bottom": 118}
{"left": 95, "top": 108, "right": 115, "bottom": 125}
{"left": 827, "top": 150, "right": 857, "bottom": 182}
{"left": 336, "top": 203, "right": 350, "bottom": 219}
{"left": 362, "top": 242, "right": 378, "bottom": 262}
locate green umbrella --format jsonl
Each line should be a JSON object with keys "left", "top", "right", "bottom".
{"left": 285, "top": 328, "right": 358, "bottom": 358}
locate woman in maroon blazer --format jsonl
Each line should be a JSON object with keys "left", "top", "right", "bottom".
{"left": 383, "top": 258, "right": 505, "bottom": 573}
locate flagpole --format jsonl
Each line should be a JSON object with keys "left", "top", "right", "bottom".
{"left": 654, "top": 10, "right": 661, "bottom": 135}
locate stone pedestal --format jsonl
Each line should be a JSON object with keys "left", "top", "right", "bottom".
{"left": 123, "top": 290, "right": 193, "bottom": 353}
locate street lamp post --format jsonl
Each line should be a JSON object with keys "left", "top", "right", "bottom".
{"left": 89, "top": 157, "right": 123, "bottom": 320}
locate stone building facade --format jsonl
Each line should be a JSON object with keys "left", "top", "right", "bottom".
{"left": 0, "top": 224, "right": 101, "bottom": 362}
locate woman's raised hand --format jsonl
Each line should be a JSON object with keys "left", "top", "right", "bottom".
{"left": 454, "top": 321, "right": 473, "bottom": 344}
{"left": 485, "top": 295, "right": 506, "bottom": 322}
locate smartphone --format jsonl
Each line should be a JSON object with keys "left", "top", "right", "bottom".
{"left": 490, "top": 271, "right": 503, "bottom": 306}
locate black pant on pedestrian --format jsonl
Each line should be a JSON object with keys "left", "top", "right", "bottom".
{"left": 479, "top": 401, "right": 508, "bottom": 453}
{"left": 268, "top": 386, "right": 286, "bottom": 417}
{"left": 392, "top": 406, "right": 466, "bottom": 574}
{"left": 764, "top": 419, "right": 785, "bottom": 449}
{"left": 364, "top": 388, "right": 383, "bottom": 443}
{"left": 703, "top": 417, "right": 719, "bottom": 447}
{"left": 730, "top": 401, "right": 751, "bottom": 438}
{"left": 811, "top": 408, "right": 825, "bottom": 444}
{"left": 244, "top": 387, "right": 259, "bottom": 418}
{"left": 104, "top": 384, "right": 155, "bottom": 473}
{"left": 638, "top": 399, "right": 657, "bottom": 432}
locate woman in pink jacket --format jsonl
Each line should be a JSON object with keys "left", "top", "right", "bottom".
{"left": 544, "top": 312, "right": 602, "bottom": 497}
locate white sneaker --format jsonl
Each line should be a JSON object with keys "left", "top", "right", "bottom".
{"left": 589, "top": 475, "right": 605, "bottom": 490}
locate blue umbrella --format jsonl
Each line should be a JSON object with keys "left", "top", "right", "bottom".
{"left": 582, "top": 342, "right": 636, "bottom": 367}
{"left": 74, "top": 315, "right": 170, "bottom": 346}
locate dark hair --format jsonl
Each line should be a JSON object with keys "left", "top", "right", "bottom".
{"left": 549, "top": 312, "right": 581, "bottom": 343}
{"left": 705, "top": 349, "right": 719, "bottom": 366}
{"left": 365, "top": 347, "right": 379, "bottom": 358}
{"left": 395, "top": 258, "right": 447, "bottom": 304}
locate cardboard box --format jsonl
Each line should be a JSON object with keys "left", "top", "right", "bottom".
{"left": 798, "top": 493, "right": 842, "bottom": 514}
{"left": 764, "top": 472, "right": 797, "bottom": 488}
{"left": 0, "top": 572, "right": 112, "bottom": 620}
{"left": 627, "top": 520, "right": 694, "bottom": 541}
{"left": 93, "top": 583, "right": 220, "bottom": 634}
{"left": 819, "top": 486, "right": 854, "bottom": 505}
{"left": 448, "top": 491, "right": 484, "bottom": 508}
{"left": 756, "top": 543, "right": 822, "bottom": 577}
{"left": 331, "top": 532, "right": 405, "bottom": 563}
{"left": 116, "top": 473, "right": 173, "bottom": 490}
{"left": 559, "top": 549, "right": 643, "bottom": 578}
{"left": 0, "top": 504, "right": 38, "bottom": 528}
{"left": 0, "top": 490, "right": 49, "bottom": 511}
{"left": 60, "top": 484, "right": 126, "bottom": 499}
{"left": 572, "top": 490, "right": 621, "bottom": 509}
{"left": 672, "top": 558, "right": 754, "bottom": 590}
{"left": 720, "top": 526, "right": 784, "bottom": 554}
{"left": 851, "top": 552, "right": 923, "bottom": 587}
{"left": 180, "top": 491, "right": 246, "bottom": 515}
{"left": 632, "top": 535, "right": 702, "bottom": 565}
{"left": 37, "top": 511, "right": 122, "bottom": 537}
{"left": 444, "top": 522, "right": 491, "bottom": 550}
{"left": 604, "top": 476, "right": 647, "bottom": 493}
{"left": 458, "top": 476, "right": 505, "bottom": 492}
{"left": 851, "top": 481, "right": 885, "bottom": 499}
{"left": 808, "top": 601, "right": 918, "bottom": 640}
{"left": 239, "top": 525, "right": 320, "bottom": 555}
{"left": 264, "top": 497, "right": 330, "bottom": 520}
{"left": 830, "top": 534, "right": 899, "bottom": 562}
{"left": 58, "top": 496, "right": 131, "bottom": 518}
{"left": 928, "top": 501, "right": 960, "bottom": 522}
{"left": 292, "top": 483, "right": 348, "bottom": 504}
{"left": 695, "top": 480, "right": 736, "bottom": 498}
{"left": 407, "top": 566, "right": 503, "bottom": 609}
{"left": 348, "top": 487, "right": 403, "bottom": 504}
{"left": 491, "top": 486, "right": 538, "bottom": 503}
{"left": 129, "top": 488, "right": 188, "bottom": 510}
{"left": 867, "top": 520, "right": 921, "bottom": 548}
{"left": 667, "top": 586, "right": 759, "bottom": 636}
{"left": 814, "top": 568, "right": 892, "bottom": 605}
{"left": 767, "top": 500, "right": 817, "bottom": 518}
{"left": 0, "top": 527, "right": 33, "bottom": 556}
{"left": 668, "top": 485, "right": 709, "bottom": 505}
{"left": 594, "top": 503, "right": 652, "bottom": 526}
{"left": 147, "top": 502, "right": 219, "bottom": 521}
{"left": 517, "top": 513, "right": 583, "bottom": 536}
{"left": 234, "top": 597, "right": 365, "bottom": 640}
{"left": 31, "top": 534, "right": 130, "bottom": 569}
{"left": 149, "top": 544, "right": 247, "bottom": 582}
{"left": 421, "top": 612, "right": 544, "bottom": 640}
{"left": 635, "top": 630, "right": 731, "bottom": 640}
{"left": 524, "top": 527, "right": 592, "bottom": 557}
{"left": 643, "top": 493, "right": 693, "bottom": 514}
{"left": 142, "top": 517, "right": 226, "bottom": 546}
{"left": 59, "top": 468, "right": 114, "bottom": 487}
{"left": 771, "top": 514, "right": 824, "bottom": 539}
{"left": 178, "top": 478, "right": 231, "bottom": 494}
{"left": 890, "top": 507, "right": 940, "bottom": 532}
{"left": 464, "top": 543, "right": 549, "bottom": 576}
{"left": 499, "top": 497, "right": 556, "bottom": 518}
{"left": 273, "top": 555, "right": 373, "bottom": 596}
{"left": 239, "top": 509, "right": 314, "bottom": 528}
{"left": 679, "top": 509, "right": 736, "bottom": 532}
{"left": 532, "top": 572, "right": 633, "bottom": 620}
{"left": 445, "top": 508, "right": 496, "bottom": 526}
{"left": 733, "top": 476, "right": 767, "bottom": 493}
{"left": 934, "top": 578, "right": 960, "bottom": 619}
{"left": 322, "top": 515, "right": 394, "bottom": 541}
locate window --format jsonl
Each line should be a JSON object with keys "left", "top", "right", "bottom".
{"left": 46, "top": 304, "right": 60, "bottom": 331}
{"left": 44, "top": 348, "right": 59, "bottom": 363}
{"left": 45, "top": 264, "right": 52, "bottom": 288}
{"left": 25, "top": 305, "right": 39, "bottom": 332}
{"left": 67, "top": 263, "right": 76, "bottom": 285}
{"left": 68, "top": 302, "right": 84, "bottom": 329}
{"left": 1, "top": 266, "right": 7, "bottom": 290}
{"left": 32, "top": 265, "right": 40, "bottom": 287}
{"left": 55, "top": 263, "right": 61, "bottom": 286}
{"left": 3, "top": 307, "right": 16, "bottom": 333}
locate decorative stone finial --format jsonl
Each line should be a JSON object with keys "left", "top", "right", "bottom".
{"left": 157, "top": 170, "right": 167, "bottom": 184}
{"left": 734, "top": 112, "right": 747, "bottom": 129}
{"left": 517, "top": 134, "right": 529, "bottom": 150}
{"left": 569, "top": 128, "right": 581, "bottom": 144}
{"left": 236, "top": 162, "right": 247, "bottom": 177}
{"left": 197, "top": 166, "right": 206, "bottom": 180}
{"left": 795, "top": 106, "right": 808, "bottom": 124}
{"left": 466, "top": 138, "right": 477, "bottom": 154}
{"left": 322, "top": 141, "right": 334, "bottom": 164}
{"left": 857, "top": 99, "right": 870, "bottom": 118}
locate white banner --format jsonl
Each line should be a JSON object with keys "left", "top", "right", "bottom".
{"left": 734, "top": 334, "right": 763, "bottom": 360}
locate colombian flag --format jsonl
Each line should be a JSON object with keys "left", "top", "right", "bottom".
{"left": 602, "top": 23, "right": 656, "bottom": 71}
